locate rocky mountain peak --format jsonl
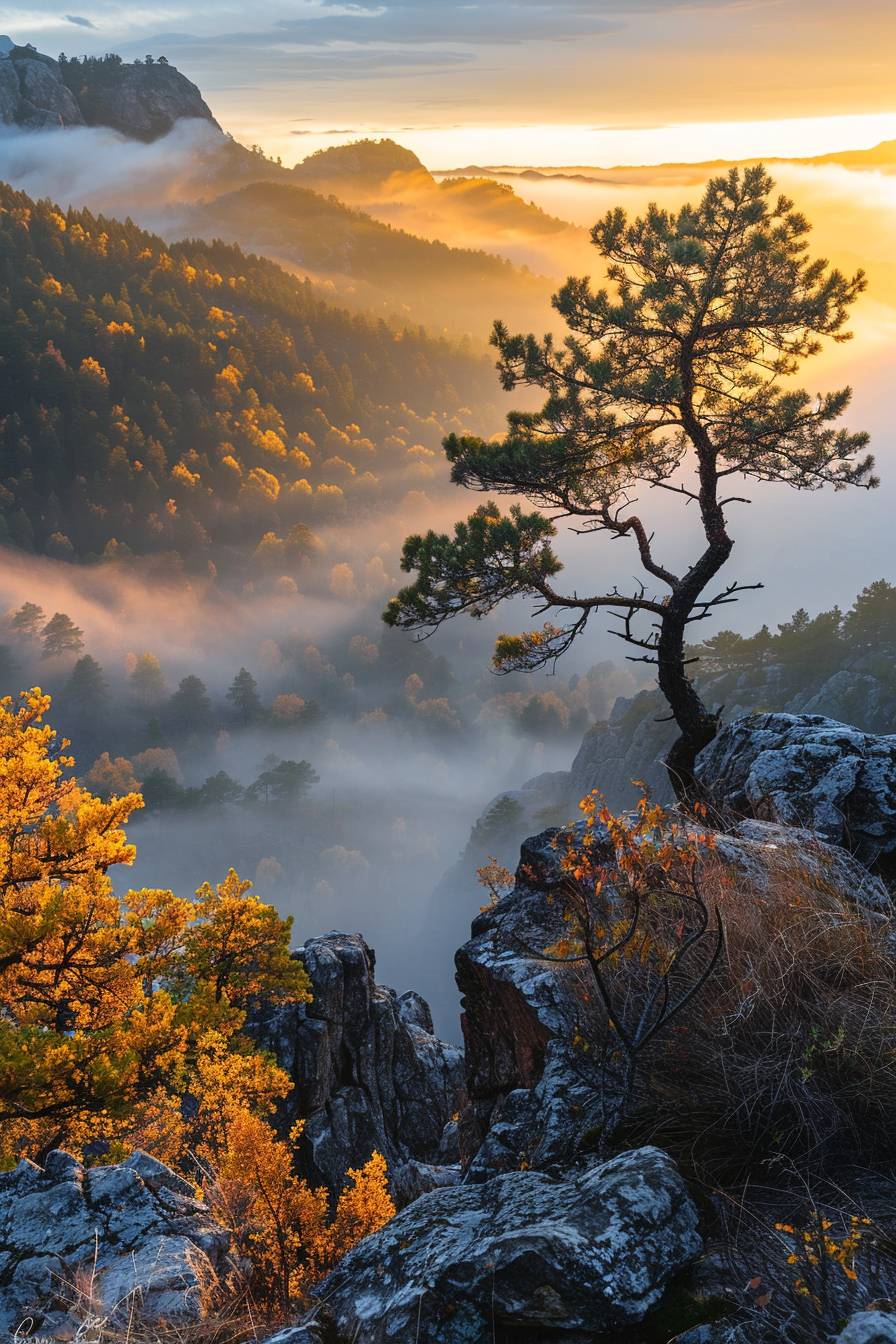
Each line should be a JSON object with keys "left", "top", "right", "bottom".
{"left": 0, "top": 43, "right": 220, "bottom": 140}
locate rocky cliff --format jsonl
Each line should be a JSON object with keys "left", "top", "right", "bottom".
{"left": 695, "top": 712, "right": 896, "bottom": 869}
{"left": 4, "top": 716, "right": 896, "bottom": 1342}
{"left": 455, "top": 638, "right": 896, "bottom": 888}
{"left": 250, "top": 931, "right": 465, "bottom": 1207}
{"left": 0, "top": 44, "right": 218, "bottom": 139}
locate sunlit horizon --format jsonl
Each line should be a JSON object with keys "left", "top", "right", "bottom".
{"left": 248, "top": 110, "right": 896, "bottom": 175}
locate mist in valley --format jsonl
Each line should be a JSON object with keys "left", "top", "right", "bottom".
{"left": 2, "top": 119, "right": 895, "bottom": 1035}
{"left": 0, "top": 540, "right": 647, "bottom": 1035}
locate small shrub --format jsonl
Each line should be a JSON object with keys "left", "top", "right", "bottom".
{"left": 201, "top": 1109, "right": 394, "bottom": 1318}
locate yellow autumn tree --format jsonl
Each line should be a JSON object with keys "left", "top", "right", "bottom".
{"left": 0, "top": 688, "right": 395, "bottom": 1315}
{"left": 0, "top": 689, "right": 308, "bottom": 1165}
{"left": 0, "top": 688, "right": 174, "bottom": 1155}
{"left": 202, "top": 1109, "right": 394, "bottom": 1317}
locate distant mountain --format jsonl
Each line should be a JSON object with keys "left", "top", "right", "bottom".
{"left": 292, "top": 138, "right": 574, "bottom": 237}
{"left": 290, "top": 137, "right": 592, "bottom": 277}
{"left": 444, "top": 139, "right": 896, "bottom": 189}
{"left": 294, "top": 138, "right": 426, "bottom": 187}
{"left": 0, "top": 44, "right": 218, "bottom": 140}
{"left": 181, "top": 180, "right": 554, "bottom": 337}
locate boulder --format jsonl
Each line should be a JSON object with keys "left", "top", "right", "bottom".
{"left": 261, "top": 1326, "right": 327, "bottom": 1344}
{"left": 714, "top": 817, "right": 891, "bottom": 913}
{"left": 456, "top": 827, "right": 600, "bottom": 1170}
{"left": 695, "top": 713, "right": 896, "bottom": 867}
{"left": 836, "top": 1312, "right": 896, "bottom": 1344}
{"left": 250, "top": 932, "right": 465, "bottom": 1205}
{"left": 0, "top": 1150, "right": 232, "bottom": 1334}
{"left": 674, "top": 1326, "right": 757, "bottom": 1344}
{"left": 316, "top": 1145, "right": 701, "bottom": 1342}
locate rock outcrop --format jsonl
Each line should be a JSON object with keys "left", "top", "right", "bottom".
{"left": 695, "top": 712, "right": 896, "bottom": 868}
{"left": 0, "top": 48, "right": 83, "bottom": 127}
{"left": 0, "top": 43, "right": 218, "bottom": 138}
{"left": 455, "top": 827, "right": 600, "bottom": 1174}
{"left": 0, "top": 1150, "right": 233, "bottom": 1335}
{"left": 455, "top": 812, "right": 889, "bottom": 1176}
{"left": 836, "top": 1312, "right": 896, "bottom": 1344}
{"left": 65, "top": 59, "right": 219, "bottom": 141}
{"left": 251, "top": 932, "right": 465, "bottom": 1206}
{"left": 317, "top": 1145, "right": 701, "bottom": 1342}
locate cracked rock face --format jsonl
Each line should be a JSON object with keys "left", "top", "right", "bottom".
{"left": 0, "top": 1150, "right": 232, "bottom": 1334}
{"left": 695, "top": 713, "right": 896, "bottom": 867}
{"left": 317, "top": 1145, "right": 701, "bottom": 1342}
{"left": 0, "top": 46, "right": 219, "bottom": 139}
{"left": 249, "top": 932, "right": 466, "bottom": 1207}
{"left": 67, "top": 61, "right": 218, "bottom": 141}
{"left": 0, "top": 50, "right": 84, "bottom": 128}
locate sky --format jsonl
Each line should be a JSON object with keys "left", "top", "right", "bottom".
{"left": 5, "top": 0, "right": 896, "bottom": 168}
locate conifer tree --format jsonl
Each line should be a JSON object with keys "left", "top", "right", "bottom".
{"left": 384, "top": 168, "right": 874, "bottom": 797}
{"left": 227, "top": 666, "right": 263, "bottom": 725}
{"left": 41, "top": 611, "right": 84, "bottom": 659}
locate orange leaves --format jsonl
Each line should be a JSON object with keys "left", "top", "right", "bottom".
{"left": 476, "top": 856, "right": 514, "bottom": 908}
{"left": 773, "top": 1212, "right": 874, "bottom": 1298}
{"left": 0, "top": 690, "right": 312, "bottom": 1169}
{"left": 560, "top": 786, "right": 714, "bottom": 912}
{"left": 203, "top": 1108, "right": 394, "bottom": 1315}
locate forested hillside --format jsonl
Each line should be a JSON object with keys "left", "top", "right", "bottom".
{"left": 290, "top": 138, "right": 593, "bottom": 275}
{"left": 0, "top": 182, "right": 497, "bottom": 577}
{"left": 184, "top": 180, "right": 554, "bottom": 335}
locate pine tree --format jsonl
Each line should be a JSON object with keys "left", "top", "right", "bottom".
{"left": 384, "top": 168, "right": 873, "bottom": 799}
{"left": 168, "top": 673, "right": 214, "bottom": 734}
{"left": 41, "top": 611, "right": 85, "bottom": 659}
{"left": 64, "top": 653, "right": 108, "bottom": 711}
{"left": 248, "top": 758, "right": 319, "bottom": 805}
{"left": 130, "top": 651, "right": 166, "bottom": 704}
{"left": 227, "top": 667, "right": 262, "bottom": 726}
{"left": 7, "top": 602, "right": 45, "bottom": 640}
{"left": 0, "top": 688, "right": 312, "bottom": 1163}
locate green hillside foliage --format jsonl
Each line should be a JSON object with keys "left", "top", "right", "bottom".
{"left": 0, "top": 182, "right": 495, "bottom": 576}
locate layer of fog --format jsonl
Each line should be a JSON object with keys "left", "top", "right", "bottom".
{"left": 0, "top": 543, "right": 638, "bottom": 1036}
{"left": 0, "top": 120, "right": 229, "bottom": 226}
{"left": 2, "top": 135, "right": 895, "bottom": 1032}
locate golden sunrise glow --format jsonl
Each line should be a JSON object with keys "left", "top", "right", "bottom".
{"left": 253, "top": 111, "right": 896, "bottom": 174}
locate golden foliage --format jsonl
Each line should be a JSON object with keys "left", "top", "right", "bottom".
{"left": 0, "top": 689, "right": 395, "bottom": 1318}
{"left": 203, "top": 1109, "right": 394, "bottom": 1316}
{"left": 0, "top": 689, "right": 309, "bottom": 1167}
{"left": 476, "top": 856, "right": 514, "bottom": 909}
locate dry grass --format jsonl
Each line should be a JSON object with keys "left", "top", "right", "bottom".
{"left": 21, "top": 1246, "right": 273, "bottom": 1344}
{"left": 717, "top": 1187, "right": 896, "bottom": 1344}
{"left": 619, "top": 835, "right": 896, "bottom": 1185}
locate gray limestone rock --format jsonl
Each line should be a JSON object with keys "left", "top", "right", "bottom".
{"left": 316, "top": 1145, "right": 701, "bottom": 1341}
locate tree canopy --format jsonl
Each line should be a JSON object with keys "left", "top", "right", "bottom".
{"left": 0, "top": 687, "right": 308, "bottom": 1161}
{"left": 0, "top": 181, "right": 494, "bottom": 579}
{"left": 385, "top": 166, "right": 874, "bottom": 796}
